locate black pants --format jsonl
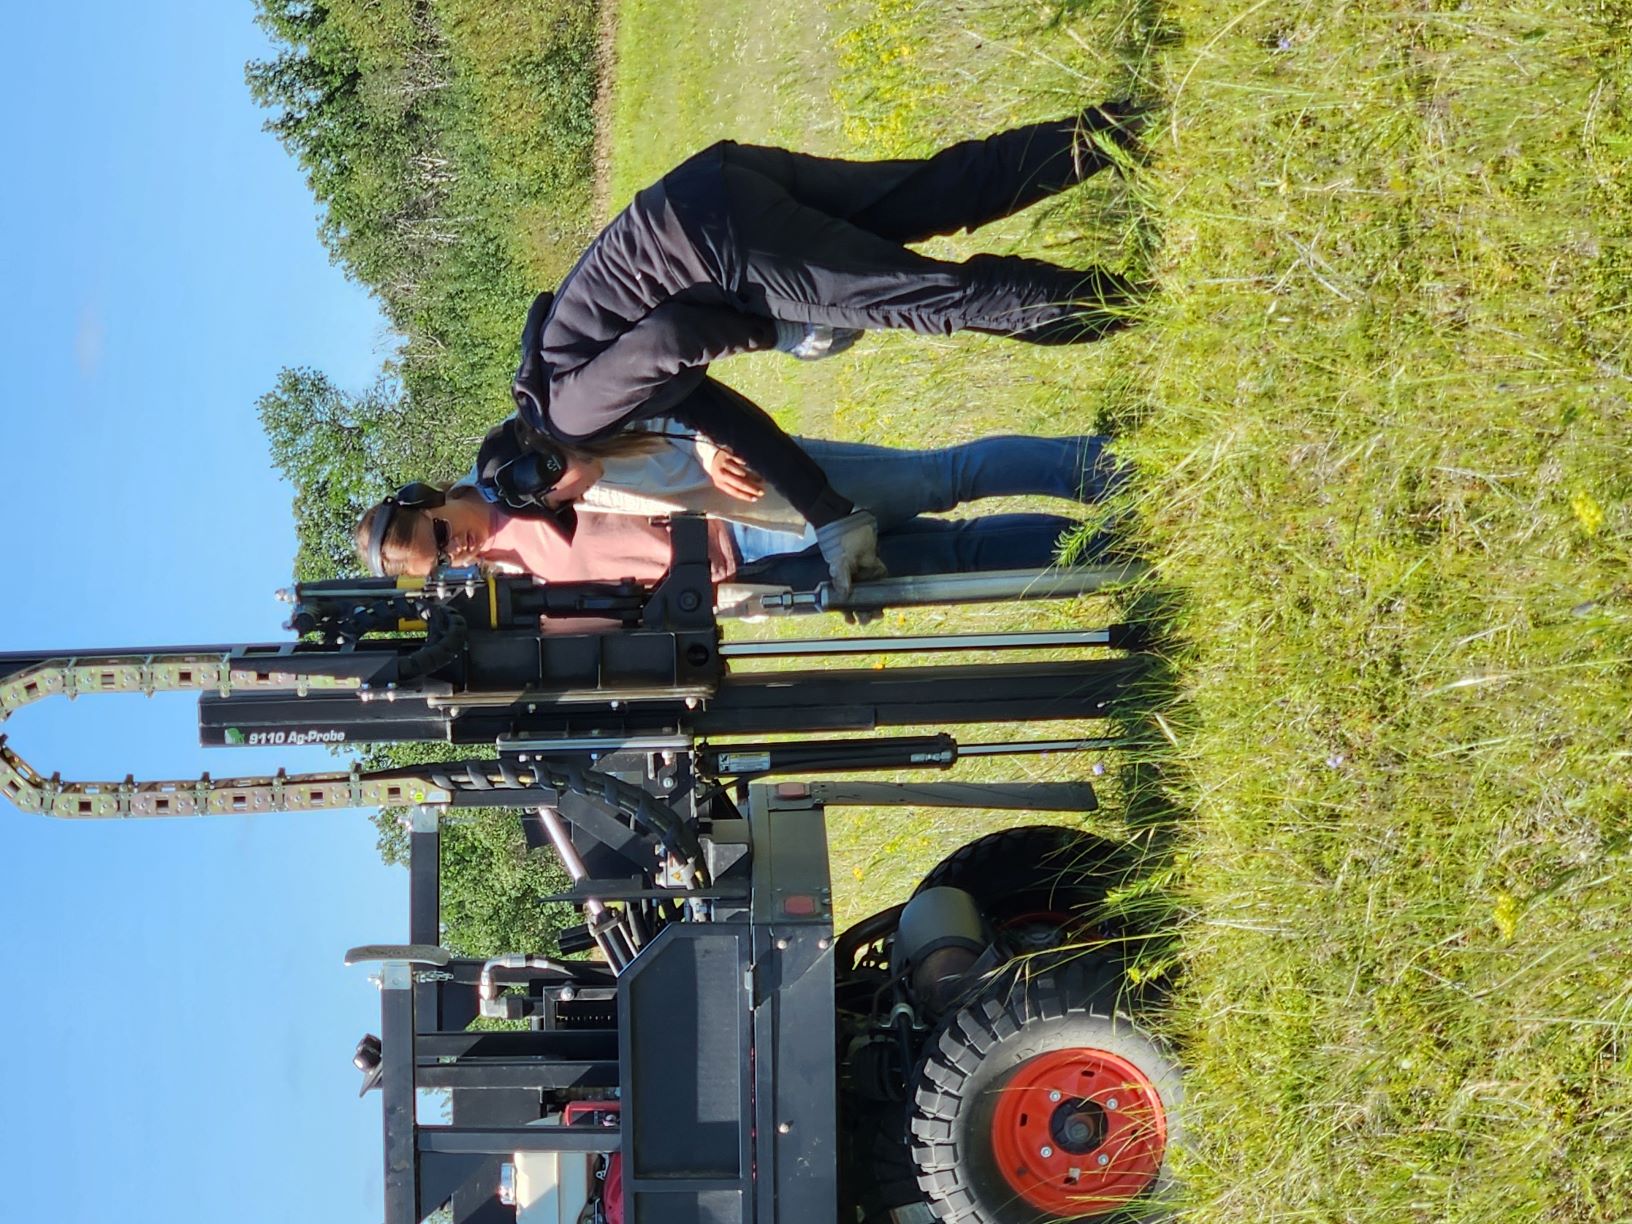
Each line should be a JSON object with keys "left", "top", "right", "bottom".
{"left": 718, "top": 113, "right": 1136, "bottom": 343}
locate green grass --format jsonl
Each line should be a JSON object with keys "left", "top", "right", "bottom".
{"left": 606, "top": 0, "right": 1162, "bottom": 922}
{"left": 1129, "top": 2, "right": 1632, "bottom": 1216}
{"left": 605, "top": 0, "right": 1632, "bottom": 1218}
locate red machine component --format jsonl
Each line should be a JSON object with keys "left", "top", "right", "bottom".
{"left": 565, "top": 1101, "right": 623, "bottom": 1224}
{"left": 988, "top": 1047, "right": 1168, "bottom": 1216}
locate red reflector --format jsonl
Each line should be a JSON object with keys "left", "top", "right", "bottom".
{"left": 783, "top": 894, "right": 818, "bottom": 916}
{"left": 774, "top": 782, "right": 810, "bottom": 799}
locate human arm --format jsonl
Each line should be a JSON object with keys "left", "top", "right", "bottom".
{"left": 545, "top": 302, "right": 881, "bottom": 583}
{"left": 545, "top": 303, "right": 845, "bottom": 522}
{"left": 547, "top": 301, "right": 779, "bottom": 440}
{"left": 668, "top": 379, "right": 883, "bottom": 591}
{"left": 666, "top": 377, "right": 852, "bottom": 526}
{"left": 701, "top": 442, "right": 765, "bottom": 501}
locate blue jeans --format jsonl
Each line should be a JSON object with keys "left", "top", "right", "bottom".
{"left": 736, "top": 513, "right": 1091, "bottom": 588}
{"left": 729, "top": 434, "right": 1122, "bottom": 564}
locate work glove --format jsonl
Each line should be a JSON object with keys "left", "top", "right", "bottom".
{"left": 773, "top": 320, "right": 864, "bottom": 361}
{"left": 815, "top": 510, "right": 887, "bottom": 601}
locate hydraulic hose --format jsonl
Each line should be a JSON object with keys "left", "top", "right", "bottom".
{"left": 396, "top": 605, "right": 468, "bottom": 681}
{"left": 426, "top": 758, "right": 707, "bottom": 888}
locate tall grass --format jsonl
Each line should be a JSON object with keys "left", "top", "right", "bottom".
{"left": 606, "top": 0, "right": 1632, "bottom": 1216}
{"left": 1129, "top": 2, "right": 1632, "bottom": 1217}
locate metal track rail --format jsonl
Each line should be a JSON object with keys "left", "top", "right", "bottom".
{"left": 0, "top": 560, "right": 1146, "bottom": 820}
{"left": 738, "top": 563, "right": 1148, "bottom": 615}
{"left": 0, "top": 650, "right": 440, "bottom": 818}
{"left": 718, "top": 629, "right": 1114, "bottom": 657}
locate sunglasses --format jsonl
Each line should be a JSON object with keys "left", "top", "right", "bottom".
{"left": 429, "top": 516, "right": 453, "bottom": 569}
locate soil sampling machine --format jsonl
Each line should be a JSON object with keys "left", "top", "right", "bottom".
{"left": 0, "top": 515, "right": 1182, "bottom": 1224}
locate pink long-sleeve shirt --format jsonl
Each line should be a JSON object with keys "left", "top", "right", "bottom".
{"left": 480, "top": 510, "right": 740, "bottom": 586}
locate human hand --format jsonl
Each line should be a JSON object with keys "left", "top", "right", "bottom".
{"left": 815, "top": 510, "right": 887, "bottom": 600}
{"left": 705, "top": 446, "right": 765, "bottom": 501}
{"left": 541, "top": 455, "right": 605, "bottom": 507}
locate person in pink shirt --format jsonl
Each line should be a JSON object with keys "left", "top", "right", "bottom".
{"left": 353, "top": 423, "right": 1129, "bottom": 617}
{"left": 353, "top": 481, "right": 1104, "bottom": 596}
{"left": 356, "top": 484, "right": 741, "bottom": 586}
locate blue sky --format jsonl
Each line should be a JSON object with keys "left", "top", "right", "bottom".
{"left": 2, "top": 4, "right": 408, "bottom": 1220}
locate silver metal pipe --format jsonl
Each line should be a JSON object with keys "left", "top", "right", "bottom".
{"left": 499, "top": 733, "right": 693, "bottom": 754}
{"left": 424, "top": 683, "right": 713, "bottom": 708}
{"left": 955, "top": 737, "right": 1129, "bottom": 757}
{"left": 478, "top": 954, "right": 580, "bottom": 1018}
{"left": 538, "top": 806, "right": 630, "bottom": 973}
{"left": 719, "top": 629, "right": 1112, "bottom": 658}
{"left": 823, "top": 564, "right": 1149, "bottom": 611}
{"left": 538, "top": 807, "right": 603, "bottom": 919}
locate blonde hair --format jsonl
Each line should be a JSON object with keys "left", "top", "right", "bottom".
{"left": 567, "top": 431, "right": 668, "bottom": 459}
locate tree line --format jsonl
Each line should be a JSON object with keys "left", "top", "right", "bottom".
{"left": 248, "top": 0, "right": 597, "bottom": 575}
{"left": 248, "top": 0, "right": 603, "bottom": 951}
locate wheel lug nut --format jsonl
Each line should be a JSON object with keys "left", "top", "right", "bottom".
{"left": 1039, "top": 1146, "right": 1053, "bottom": 1159}
{"left": 1097, "top": 1154, "right": 1111, "bottom": 1167}
{"left": 1105, "top": 1097, "right": 1118, "bottom": 1110}
{"left": 1048, "top": 1090, "right": 1062, "bottom": 1102}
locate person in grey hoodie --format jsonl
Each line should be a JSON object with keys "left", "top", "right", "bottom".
{"left": 511, "top": 102, "right": 1147, "bottom": 593}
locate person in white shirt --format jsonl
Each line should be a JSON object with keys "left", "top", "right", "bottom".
{"left": 474, "top": 418, "right": 1126, "bottom": 568}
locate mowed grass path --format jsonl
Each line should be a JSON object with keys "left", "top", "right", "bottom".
{"left": 605, "top": 0, "right": 1632, "bottom": 1219}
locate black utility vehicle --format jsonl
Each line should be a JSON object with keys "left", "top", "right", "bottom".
{"left": 0, "top": 516, "right": 1180, "bottom": 1224}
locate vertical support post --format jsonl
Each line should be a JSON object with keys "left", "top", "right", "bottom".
{"left": 408, "top": 805, "right": 442, "bottom": 1032}
{"left": 381, "top": 961, "right": 418, "bottom": 1224}
{"left": 408, "top": 804, "right": 441, "bottom": 946}
{"left": 749, "top": 784, "right": 838, "bottom": 1224}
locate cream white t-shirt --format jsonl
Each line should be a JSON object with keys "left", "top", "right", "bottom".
{"left": 580, "top": 426, "right": 809, "bottom": 533}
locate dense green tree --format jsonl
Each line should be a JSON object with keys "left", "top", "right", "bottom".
{"left": 246, "top": 0, "right": 449, "bottom": 313}
{"left": 257, "top": 366, "right": 421, "bottom": 578}
{"left": 249, "top": 1, "right": 599, "bottom": 946}
{"left": 247, "top": 0, "right": 600, "bottom": 578}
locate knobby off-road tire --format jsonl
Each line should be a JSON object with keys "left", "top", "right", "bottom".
{"left": 914, "top": 825, "right": 1139, "bottom": 940}
{"left": 909, "top": 959, "right": 1182, "bottom": 1223}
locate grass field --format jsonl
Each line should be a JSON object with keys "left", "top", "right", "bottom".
{"left": 605, "top": 0, "right": 1632, "bottom": 1219}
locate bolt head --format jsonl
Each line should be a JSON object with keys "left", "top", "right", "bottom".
{"left": 777, "top": 1121, "right": 792, "bottom": 1135}
{"left": 1048, "top": 1089, "right": 1062, "bottom": 1102}
{"left": 1097, "top": 1153, "right": 1111, "bottom": 1167}
{"left": 1039, "top": 1146, "right": 1053, "bottom": 1159}
{"left": 1105, "top": 1096, "right": 1118, "bottom": 1110}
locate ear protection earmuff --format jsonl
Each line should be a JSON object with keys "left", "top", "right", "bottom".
{"left": 366, "top": 482, "right": 448, "bottom": 577}
{"left": 474, "top": 417, "right": 578, "bottom": 542}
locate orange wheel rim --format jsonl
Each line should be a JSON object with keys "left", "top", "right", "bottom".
{"left": 988, "top": 1047, "right": 1166, "bottom": 1216}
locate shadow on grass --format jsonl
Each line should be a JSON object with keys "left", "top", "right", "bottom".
{"left": 1101, "top": 573, "right": 1192, "bottom": 980}
{"left": 1052, "top": 0, "right": 1189, "bottom": 999}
